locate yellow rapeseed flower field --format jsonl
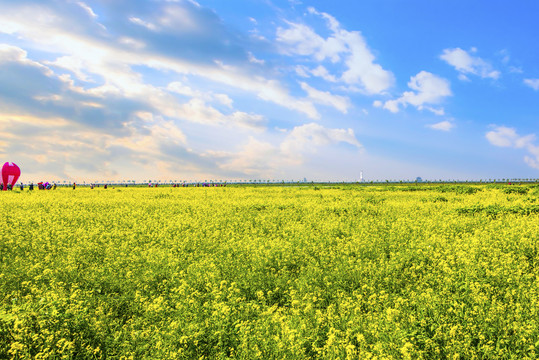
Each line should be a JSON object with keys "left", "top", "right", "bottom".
{"left": 1, "top": 184, "right": 539, "bottom": 359}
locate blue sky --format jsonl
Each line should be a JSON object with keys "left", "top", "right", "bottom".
{"left": 0, "top": 0, "right": 538, "bottom": 182}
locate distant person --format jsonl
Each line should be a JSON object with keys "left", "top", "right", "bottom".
{"left": 20, "top": 184, "right": 24, "bottom": 191}
{"left": 73, "top": 182, "right": 76, "bottom": 190}
{"left": 53, "top": 183, "right": 57, "bottom": 190}
{"left": 104, "top": 184, "right": 108, "bottom": 189}
{"left": 29, "top": 183, "right": 34, "bottom": 191}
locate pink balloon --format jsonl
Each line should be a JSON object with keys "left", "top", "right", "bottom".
{"left": 2, "top": 162, "right": 21, "bottom": 190}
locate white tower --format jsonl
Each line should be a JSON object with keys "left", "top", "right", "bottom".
{"left": 360, "top": 171, "right": 364, "bottom": 182}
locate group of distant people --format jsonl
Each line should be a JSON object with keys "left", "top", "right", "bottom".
{"left": 0, "top": 184, "right": 18, "bottom": 190}
{"left": 0, "top": 183, "right": 30, "bottom": 190}
{"left": 172, "top": 183, "right": 226, "bottom": 187}
{"left": 154, "top": 183, "right": 226, "bottom": 187}
{"left": 36, "top": 182, "right": 58, "bottom": 190}
{"left": 2, "top": 182, "right": 227, "bottom": 190}
{"left": 0, "top": 182, "right": 75, "bottom": 191}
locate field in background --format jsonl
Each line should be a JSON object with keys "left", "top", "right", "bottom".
{"left": 1, "top": 184, "right": 539, "bottom": 359}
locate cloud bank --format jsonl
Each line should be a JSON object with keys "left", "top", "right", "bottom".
{"left": 276, "top": 7, "right": 394, "bottom": 95}
{"left": 380, "top": 71, "right": 451, "bottom": 115}
{"left": 0, "top": 1, "right": 371, "bottom": 181}
{"left": 486, "top": 126, "right": 539, "bottom": 170}
{"left": 440, "top": 47, "right": 500, "bottom": 81}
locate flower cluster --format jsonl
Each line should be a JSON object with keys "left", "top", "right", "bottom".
{"left": 1, "top": 184, "right": 538, "bottom": 359}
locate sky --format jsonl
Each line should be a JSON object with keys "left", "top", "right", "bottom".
{"left": 0, "top": 0, "right": 538, "bottom": 183}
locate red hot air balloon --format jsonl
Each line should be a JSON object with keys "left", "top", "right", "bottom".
{"left": 2, "top": 162, "right": 21, "bottom": 191}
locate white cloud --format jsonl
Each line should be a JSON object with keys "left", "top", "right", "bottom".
{"left": 294, "top": 65, "right": 337, "bottom": 82}
{"left": 218, "top": 123, "right": 363, "bottom": 176}
{"left": 214, "top": 93, "right": 233, "bottom": 108}
{"left": 515, "top": 134, "right": 536, "bottom": 149}
{"left": 77, "top": 2, "right": 97, "bottom": 19}
{"left": 485, "top": 126, "right": 520, "bottom": 147}
{"left": 0, "top": 45, "right": 52, "bottom": 75}
{"left": 247, "top": 52, "right": 265, "bottom": 65}
{"left": 167, "top": 81, "right": 200, "bottom": 97}
{"left": 498, "top": 49, "right": 510, "bottom": 64}
{"left": 0, "top": 2, "right": 321, "bottom": 121}
{"left": 311, "top": 65, "right": 337, "bottom": 82}
{"left": 46, "top": 55, "right": 93, "bottom": 81}
{"left": 276, "top": 8, "right": 394, "bottom": 94}
{"left": 383, "top": 71, "right": 451, "bottom": 114}
{"left": 486, "top": 126, "right": 539, "bottom": 169}
{"left": 424, "top": 106, "right": 445, "bottom": 116}
{"left": 340, "top": 30, "right": 394, "bottom": 94}
{"left": 295, "top": 65, "right": 310, "bottom": 78}
{"left": 277, "top": 22, "right": 329, "bottom": 58}
{"left": 440, "top": 48, "right": 500, "bottom": 80}
{"left": 509, "top": 66, "right": 523, "bottom": 74}
{"left": 252, "top": 79, "right": 319, "bottom": 119}
{"left": 0, "top": 112, "right": 199, "bottom": 182}
{"left": 227, "top": 111, "right": 265, "bottom": 130}
{"left": 129, "top": 17, "right": 158, "bottom": 31}
{"left": 163, "top": 61, "right": 320, "bottom": 118}
{"left": 307, "top": 7, "right": 339, "bottom": 32}
{"left": 383, "top": 99, "right": 400, "bottom": 113}
{"left": 118, "top": 37, "right": 146, "bottom": 50}
{"left": 168, "top": 82, "right": 232, "bottom": 109}
{"left": 0, "top": 41, "right": 266, "bottom": 136}
{"left": 427, "top": 120, "right": 454, "bottom": 131}
{"left": 300, "top": 82, "right": 350, "bottom": 114}
{"left": 0, "top": 44, "right": 25, "bottom": 62}
{"left": 171, "top": 99, "right": 266, "bottom": 130}
{"left": 281, "top": 122, "right": 361, "bottom": 157}
{"left": 215, "top": 137, "right": 278, "bottom": 176}
{"left": 524, "top": 156, "right": 539, "bottom": 170}
{"left": 524, "top": 79, "right": 539, "bottom": 91}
